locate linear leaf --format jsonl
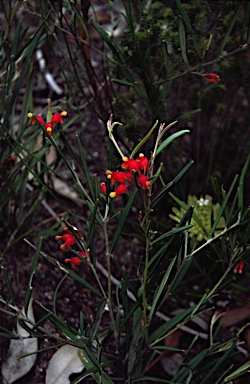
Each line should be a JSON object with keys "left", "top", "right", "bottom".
{"left": 24, "top": 237, "right": 42, "bottom": 315}
{"left": 151, "top": 160, "right": 194, "bottom": 208}
{"left": 111, "top": 189, "right": 138, "bottom": 252}
{"left": 208, "top": 174, "right": 238, "bottom": 239}
{"left": 178, "top": 17, "right": 190, "bottom": 67}
{"left": 156, "top": 130, "right": 189, "bottom": 157}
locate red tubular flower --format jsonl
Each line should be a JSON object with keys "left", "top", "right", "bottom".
{"left": 65, "top": 256, "right": 81, "bottom": 268}
{"left": 121, "top": 158, "right": 140, "bottom": 173}
{"left": 100, "top": 182, "right": 107, "bottom": 194}
{"left": 45, "top": 122, "right": 53, "bottom": 136}
{"left": 106, "top": 170, "right": 127, "bottom": 185}
{"left": 52, "top": 111, "right": 67, "bottom": 124}
{"left": 233, "top": 261, "right": 245, "bottom": 274}
{"left": 136, "top": 153, "right": 149, "bottom": 172}
{"left": 203, "top": 73, "right": 220, "bottom": 83}
{"left": 78, "top": 250, "right": 90, "bottom": 265}
{"left": 28, "top": 114, "right": 45, "bottom": 125}
{"left": 137, "top": 174, "right": 151, "bottom": 190}
{"left": 55, "top": 233, "right": 76, "bottom": 250}
{"left": 110, "top": 184, "right": 128, "bottom": 198}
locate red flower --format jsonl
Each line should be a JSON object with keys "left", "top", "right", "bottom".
{"left": 65, "top": 256, "right": 81, "bottom": 268}
{"left": 29, "top": 114, "right": 45, "bottom": 125}
{"left": 233, "top": 261, "right": 245, "bottom": 274}
{"left": 136, "top": 153, "right": 149, "bottom": 172}
{"left": 78, "top": 250, "right": 90, "bottom": 265}
{"left": 100, "top": 182, "right": 107, "bottom": 194}
{"left": 55, "top": 233, "right": 75, "bottom": 250}
{"left": 65, "top": 250, "right": 90, "bottom": 268}
{"left": 106, "top": 170, "right": 127, "bottom": 185}
{"left": 52, "top": 111, "right": 67, "bottom": 124}
{"left": 137, "top": 174, "right": 151, "bottom": 190}
{"left": 110, "top": 184, "right": 128, "bottom": 198}
{"left": 121, "top": 158, "right": 140, "bottom": 173}
{"left": 28, "top": 111, "right": 67, "bottom": 136}
{"left": 203, "top": 73, "right": 220, "bottom": 83}
{"left": 45, "top": 122, "right": 53, "bottom": 136}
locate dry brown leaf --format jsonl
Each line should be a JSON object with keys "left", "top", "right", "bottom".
{"left": 164, "top": 329, "right": 183, "bottom": 349}
{"left": 220, "top": 305, "right": 250, "bottom": 328}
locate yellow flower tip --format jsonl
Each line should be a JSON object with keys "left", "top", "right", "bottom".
{"left": 27, "top": 112, "right": 33, "bottom": 118}
{"left": 107, "top": 175, "right": 111, "bottom": 179}
{"left": 109, "top": 192, "right": 116, "bottom": 198}
{"left": 122, "top": 156, "right": 128, "bottom": 162}
{"left": 61, "top": 111, "right": 67, "bottom": 116}
{"left": 46, "top": 127, "right": 52, "bottom": 134}
{"left": 139, "top": 153, "right": 144, "bottom": 157}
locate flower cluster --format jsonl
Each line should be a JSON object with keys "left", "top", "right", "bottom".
{"left": 28, "top": 111, "right": 67, "bottom": 136}
{"left": 203, "top": 73, "right": 220, "bottom": 83}
{"left": 101, "top": 153, "right": 151, "bottom": 198}
{"left": 233, "top": 261, "right": 245, "bottom": 274}
{"left": 55, "top": 227, "right": 90, "bottom": 268}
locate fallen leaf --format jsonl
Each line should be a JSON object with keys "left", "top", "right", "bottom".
{"left": 161, "top": 353, "right": 183, "bottom": 376}
{"left": 46, "top": 344, "right": 84, "bottom": 384}
{"left": 164, "top": 329, "right": 183, "bottom": 349}
{"left": 1, "top": 300, "right": 38, "bottom": 383}
{"left": 220, "top": 305, "right": 250, "bottom": 328}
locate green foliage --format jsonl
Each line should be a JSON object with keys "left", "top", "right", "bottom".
{"left": 169, "top": 194, "right": 226, "bottom": 244}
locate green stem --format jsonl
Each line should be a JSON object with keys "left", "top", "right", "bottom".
{"left": 102, "top": 204, "right": 118, "bottom": 349}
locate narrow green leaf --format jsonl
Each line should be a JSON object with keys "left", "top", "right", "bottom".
{"left": 86, "top": 198, "right": 99, "bottom": 244}
{"left": 76, "top": 135, "right": 95, "bottom": 200}
{"left": 79, "top": 347, "right": 115, "bottom": 384}
{"left": 173, "top": 348, "right": 209, "bottom": 382}
{"left": 149, "top": 305, "right": 196, "bottom": 345}
{"left": 130, "top": 120, "right": 159, "bottom": 159}
{"left": 89, "top": 299, "right": 107, "bottom": 343}
{"left": 24, "top": 237, "right": 42, "bottom": 315}
{"left": 148, "top": 206, "right": 194, "bottom": 270}
{"left": 111, "top": 189, "right": 138, "bottom": 252}
{"left": 238, "top": 154, "right": 250, "bottom": 218}
{"left": 111, "top": 78, "right": 135, "bottom": 86}
{"left": 178, "top": 17, "right": 190, "bottom": 67}
{"left": 208, "top": 174, "right": 238, "bottom": 239}
{"left": 1, "top": 266, "right": 16, "bottom": 306}
{"left": 220, "top": 4, "right": 243, "bottom": 54}
{"left": 151, "top": 161, "right": 193, "bottom": 208}
{"left": 200, "top": 342, "right": 236, "bottom": 384}
{"left": 151, "top": 225, "right": 193, "bottom": 246}
{"left": 175, "top": 0, "right": 201, "bottom": 57}
{"left": 223, "top": 360, "right": 250, "bottom": 383}
{"left": 169, "top": 191, "right": 206, "bottom": 232}
{"left": 148, "top": 256, "right": 177, "bottom": 322}
{"left": 36, "top": 301, "right": 82, "bottom": 344}
{"left": 156, "top": 130, "right": 190, "bottom": 157}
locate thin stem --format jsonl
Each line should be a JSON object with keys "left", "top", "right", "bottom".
{"left": 154, "top": 43, "right": 250, "bottom": 86}
{"left": 102, "top": 204, "right": 118, "bottom": 348}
